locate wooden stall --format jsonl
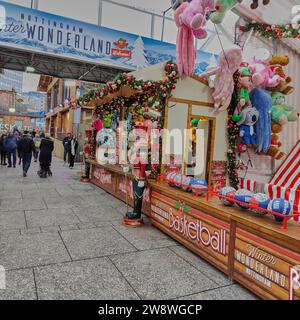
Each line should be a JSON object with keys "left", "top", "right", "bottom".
{"left": 85, "top": 62, "right": 300, "bottom": 300}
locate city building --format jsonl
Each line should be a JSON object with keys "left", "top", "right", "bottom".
{"left": 0, "top": 69, "right": 23, "bottom": 93}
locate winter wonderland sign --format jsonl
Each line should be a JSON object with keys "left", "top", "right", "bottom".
{"left": 0, "top": 1, "right": 216, "bottom": 73}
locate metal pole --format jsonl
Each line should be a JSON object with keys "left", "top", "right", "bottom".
{"left": 150, "top": 14, "right": 155, "bottom": 39}
{"left": 161, "top": 6, "right": 172, "bottom": 41}
{"left": 98, "top": 0, "right": 103, "bottom": 26}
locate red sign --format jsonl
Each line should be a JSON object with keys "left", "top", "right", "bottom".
{"left": 112, "top": 48, "right": 132, "bottom": 58}
{"left": 93, "top": 168, "right": 112, "bottom": 185}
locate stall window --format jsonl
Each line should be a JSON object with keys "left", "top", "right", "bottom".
{"left": 185, "top": 115, "right": 215, "bottom": 185}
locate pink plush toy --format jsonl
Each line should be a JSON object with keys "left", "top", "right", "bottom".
{"left": 200, "top": 47, "right": 243, "bottom": 111}
{"left": 92, "top": 118, "right": 103, "bottom": 132}
{"left": 179, "top": 0, "right": 214, "bottom": 40}
{"left": 249, "top": 48, "right": 281, "bottom": 88}
{"left": 175, "top": 0, "right": 214, "bottom": 76}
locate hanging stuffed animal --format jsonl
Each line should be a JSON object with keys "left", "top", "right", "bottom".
{"left": 236, "top": 106, "right": 259, "bottom": 147}
{"left": 171, "top": 0, "right": 192, "bottom": 10}
{"left": 249, "top": 49, "right": 281, "bottom": 88}
{"left": 210, "top": 0, "right": 243, "bottom": 24}
{"left": 250, "top": 0, "right": 271, "bottom": 10}
{"left": 250, "top": 88, "right": 272, "bottom": 153}
{"left": 175, "top": 0, "right": 214, "bottom": 76}
{"left": 266, "top": 55, "right": 294, "bottom": 95}
{"left": 200, "top": 47, "right": 242, "bottom": 111}
{"left": 236, "top": 66, "right": 253, "bottom": 114}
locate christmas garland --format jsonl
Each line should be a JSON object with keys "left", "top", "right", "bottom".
{"left": 244, "top": 22, "right": 300, "bottom": 39}
{"left": 227, "top": 72, "right": 240, "bottom": 189}
{"left": 79, "top": 61, "right": 178, "bottom": 105}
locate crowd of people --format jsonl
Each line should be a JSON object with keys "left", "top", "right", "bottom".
{"left": 0, "top": 129, "right": 79, "bottom": 177}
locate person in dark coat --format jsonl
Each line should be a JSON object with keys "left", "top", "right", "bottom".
{"left": 39, "top": 134, "right": 54, "bottom": 178}
{"left": 63, "top": 132, "right": 72, "bottom": 165}
{"left": 0, "top": 133, "right": 7, "bottom": 165}
{"left": 18, "top": 130, "right": 35, "bottom": 177}
{"left": 4, "top": 132, "right": 17, "bottom": 168}
{"left": 69, "top": 135, "right": 78, "bottom": 169}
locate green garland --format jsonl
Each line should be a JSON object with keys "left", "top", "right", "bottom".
{"left": 227, "top": 72, "right": 240, "bottom": 189}
{"left": 244, "top": 22, "right": 300, "bottom": 39}
{"left": 79, "top": 61, "right": 179, "bottom": 105}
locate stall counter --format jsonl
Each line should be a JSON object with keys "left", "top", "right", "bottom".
{"left": 149, "top": 180, "right": 300, "bottom": 301}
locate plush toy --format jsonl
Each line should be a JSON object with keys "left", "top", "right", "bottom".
{"left": 210, "top": 0, "right": 243, "bottom": 24}
{"left": 200, "top": 47, "right": 243, "bottom": 111}
{"left": 92, "top": 118, "right": 103, "bottom": 132}
{"left": 102, "top": 114, "right": 112, "bottom": 128}
{"left": 250, "top": 88, "right": 272, "bottom": 153}
{"left": 236, "top": 66, "right": 253, "bottom": 113}
{"left": 236, "top": 106, "right": 259, "bottom": 147}
{"left": 249, "top": 49, "right": 281, "bottom": 88}
{"left": 267, "top": 55, "right": 294, "bottom": 95}
{"left": 179, "top": 0, "right": 215, "bottom": 39}
{"left": 190, "top": 179, "right": 208, "bottom": 195}
{"left": 250, "top": 0, "right": 270, "bottom": 10}
{"left": 271, "top": 92, "right": 298, "bottom": 125}
{"left": 264, "top": 92, "right": 298, "bottom": 160}
{"left": 174, "top": 3, "right": 196, "bottom": 76}
{"left": 171, "top": 0, "right": 192, "bottom": 10}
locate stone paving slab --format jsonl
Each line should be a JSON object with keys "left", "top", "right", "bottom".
{"left": 0, "top": 232, "right": 71, "bottom": 270}
{"left": 0, "top": 211, "right": 27, "bottom": 230}
{"left": 35, "top": 258, "right": 139, "bottom": 300}
{"left": 0, "top": 269, "right": 37, "bottom": 300}
{"left": 25, "top": 208, "right": 81, "bottom": 228}
{"left": 72, "top": 205, "right": 123, "bottom": 223}
{"left": 178, "top": 284, "right": 258, "bottom": 300}
{"left": 113, "top": 223, "right": 177, "bottom": 251}
{"left": 43, "top": 196, "right": 84, "bottom": 209}
{"left": 60, "top": 227, "right": 137, "bottom": 260}
{"left": 0, "top": 198, "right": 47, "bottom": 212}
{"left": 0, "top": 190, "right": 23, "bottom": 200}
{"left": 169, "top": 246, "right": 233, "bottom": 286}
{"left": 110, "top": 248, "right": 219, "bottom": 300}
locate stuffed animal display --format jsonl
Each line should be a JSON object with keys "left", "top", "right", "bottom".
{"left": 236, "top": 106, "right": 259, "bottom": 147}
{"left": 267, "top": 55, "right": 294, "bottom": 95}
{"left": 210, "top": 0, "right": 242, "bottom": 24}
{"left": 249, "top": 49, "right": 281, "bottom": 89}
{"left": 250, "top": 88, "right": 272, "bottom": 153}
{"left": 200, "top": 47, "right": 243, "bottom": 111}
{"left": 236, "top": 66, "right": 253, "bottom": 113}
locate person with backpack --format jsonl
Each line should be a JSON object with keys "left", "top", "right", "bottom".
{"left": 33, "top": 134, "right": 42, "bottom": 162}
{"left": 4, "top": 131, "right": 17, "bottom": 168}
{"left": 18, "top": 130, "right": 35, "bottom": 177}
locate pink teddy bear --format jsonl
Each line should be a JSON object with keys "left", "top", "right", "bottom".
{"left": 249, "top": 48, "right": 282, "bottom": 88}
{"left": 179, "top": 0, "right": 215, "bottom": 39}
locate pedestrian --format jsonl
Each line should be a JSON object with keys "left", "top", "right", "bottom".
{"left": 0, "top": 133, "right": 7, "bottom": 166}
{"left": 63, "top": 132, "right": 72, "bottom": 166}
{"left": 33, "top": 134, "right": 42, "bottom": 162}
{"left": 18, "top": 130, "right": 35, "bottom": 177}
{"left": 69, "top": 135, "right": 78, "bottom": 169}
{"left": 16, "top": 131, "right": 22, "bottom": 165}
{"left": 4, "top": 131, "right": 17, "bottom": 168}
{"left": 38, "top": 133, "right": 54, "bottom": 178}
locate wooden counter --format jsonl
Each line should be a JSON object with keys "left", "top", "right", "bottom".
{"left": 88, "top": 160, "right": 151, "bottom": 216}
{"left": 149, "top": 180, "right": 300, "bottom": 300}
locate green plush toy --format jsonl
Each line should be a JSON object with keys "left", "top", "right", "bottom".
{"left": 210, "top": 0, "right": 243, "bottom": 24}
{"left": 271, "top": 92, "right": 298, "bottom": 125}
{"left": 102, "top": 113, "right": 113, "bottom": 128}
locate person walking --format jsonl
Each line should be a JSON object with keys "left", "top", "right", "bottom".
{"left": 69, "top": 135, "right": 78, "bottom": 169}
{"left": 33, "top": 134, "right": 42, "bottom": 162}
{"left": 0, "top": 133, "right": 7, "bottom": 166}
{"left": 4, "top": 132, "right": 17, "bottom": 168}
{"left": 16, "top": 131, "right": 22, "bottom": 166}
{"left": 39, "top": 133, "right": 54, "bottom": 178}
{"left": 18, "top": 130, "right": 35, "bottom": 177}
{"left": 63, "top": 132, "right": 72, "bottom": 166}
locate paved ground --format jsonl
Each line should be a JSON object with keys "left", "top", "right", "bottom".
{"left": 0, "top": 157, "right": 257, "bottom": 300}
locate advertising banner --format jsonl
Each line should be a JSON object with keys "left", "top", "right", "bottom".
{"left": 0, "top": 1, "right": 217, "bottom": 72}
